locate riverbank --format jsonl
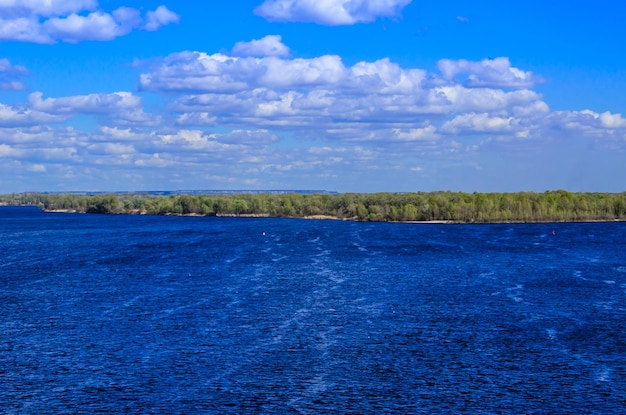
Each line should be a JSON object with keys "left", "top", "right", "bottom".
{"left": 35, "top": 207, "right": 626, "bottom": 225}
{"left": 6, "top": 190, "right": 626, "bottom": 224}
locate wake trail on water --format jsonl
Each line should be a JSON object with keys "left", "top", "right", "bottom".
{"left": 2, "top": 210, "right": 626, "bottom": 413}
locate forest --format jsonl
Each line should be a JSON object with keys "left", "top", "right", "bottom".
{"left": 2, "top": 191, "right": 626, "bottom": 223}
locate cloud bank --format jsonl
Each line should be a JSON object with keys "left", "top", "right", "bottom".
{"left": 0, "top": 1, "right": 179, "bottom": 43}
{"left": 137, "top": 38, "right": 554, "bottom": 142}
{"left": 1, "top": 35, "right": 625, "bottom": 192}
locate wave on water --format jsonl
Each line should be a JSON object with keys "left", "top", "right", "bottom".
{"left": 1, "top": 210, "right": 625, "bottom": 413}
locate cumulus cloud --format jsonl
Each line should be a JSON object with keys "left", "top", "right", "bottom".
{"left": 441, "top": 113, "right": 518, "bottom": 135}
{"left": 44, "top": 11, "right": 126, "bottom": 42}
{"left": 131, "top": 42, "right": 626, "bottom": 160}
{"left": 0, "top": 103, "right": 68, "bottom": 127}
{"left": 93, "top": 126, "right": 141, "bottom": 142}
{"left": 140, "top": 52, "right": 349, "bottom": 93}
{"left": 144, "top": 5, "right": 180, "bottom": 31}
{"left": 231, "top": 35, "right": 290, "bottom": 57}
{"left": 0, "top": 0, "right": 97, "bottom": 17}
{"left": 254, "top": 0, "right": 413, "bottom": 25}
{"left": 28, "top": 91, "right": 141, "bottom": 114}
{"left": 549, "top": 110, "right": 626, "bottom": 135}
{"left": 0, "top": 16, "right": 50, "bottom": 43}
{"left": 0, "top": 143, "right": 21, "bottom": 158}
{"left": 3, "top": 35, "right": 625, "bottom": 192}
{"left": 27, "top": 91, "right": 160, "bottom": 125}
{"left": 438, "top": 57, "right": 540, "bottom": 89}
{"left": 0, "top": 123, "right": 282, "bottom": 190}
{"left": 0, "top": 2, "right": 178, "bottom": 43}
{"left": 157, "top": 129, "right": 246, "bottom": 153}
{"left": 598, "top": 111, "right": 626, "bottom": 129}
{"left": 139, "top": 50, "right": 431, "bottom": 101}
{"left": 391, "top": 126, "right": 438, "bottom": 141}
{"left": 140, "top": 50, "right": 549, "bottom": 136}
{"left": 176, "top": 112, "right": 217, "bottom": 126}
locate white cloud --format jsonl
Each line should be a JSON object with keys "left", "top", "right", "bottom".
{"left": 510, "top": 100, "right": 550, "bottom": 117}
{"left": 133, "top": 44, "right": 626, "bottom": 156}
{"left": 28, "top": 163, "right": 46, "bottom": 172}
{"left": 140, "top": 52, "right": 348, "bottom": 93}
{"left": 438, "top": 57, "right": 540, "bottom": 89}
{"left": 217, "top": 129, "right": 279, "bottom": 145}
{"left": 140, "top": 51, "right": 429, "bottom": 103}
{"left": 176, "top": 112, "right": 217, "bottom": 126}
{"left": 94, "top": 126, "right": 141, "bottom": 141}
{"left": 0, "top": 143, "right": 21, "bottom": 157}
{"left": 549, "top": 110, "right": 626, "bottom": 136}
{"left": 0, "top": 58, "right": 29, "bottom": 90}
{"left": 392, "top": 126, "right": 438, "bottom": 141}
{"left": 0, "top": 16, "right": 50, "bottom": 43}
{"left": 0, "top": 126, "right": 81, "bottom": 167}
{"left": 0, "top": 0, "right": 97, "bottom": 17}
{"left": 255, "top": 0, "right": 413, "bottom": 25}
{"left": 29, "top": 91, "right": 136, "bottom": 112}
{"left": 441, "top": 113, "right": 518, "bottom": 135}
{"left": 0, "top": 3, "right": 179, "bottom": 43}
{"left": 157, "top": 129, "right": 245, "bottom": 153}
{"left": 232, "top": 35, "right": 290, "bottom": 57}
{"left": 0, "top": 123, "right": 278, "bottom": 183}
{"left": 27, "top": 91, "right": 160, "bottom": 126}
{"left": 144, "top": 5, "right": 179, "bottom": 31}
{"left": 86, "top": 142, "right": 135, "bottom": 155}
{"left": 3, "top": 33, "right": 626, "bottom": 192}
{"left": 133, "top": 44, "right": 626, "bottom": 159}
{"left": 431, "top": 85, "right": 543, "bottom": 114}
{"left": 599, "top": 111, "right": 626, "bottom": 129}
{"left": 140, "top": 50, "right": 549, "bottom": 139}
{"left": 0, "top": 103, "right": 68, "bottom": 127}
{"left": 44, "top": 11, "right": 125, "bottom": 42}
{"left": 0, "top": 126, "right": 57, "bottom": 146}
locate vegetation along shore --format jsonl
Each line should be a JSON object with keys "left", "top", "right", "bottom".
{"left": 2, "top": 191, "right": 626, "bottom": 224}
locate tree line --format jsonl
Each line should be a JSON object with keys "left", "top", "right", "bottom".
{"left": 2, "top": 190, "right": 626, "bottom": 223}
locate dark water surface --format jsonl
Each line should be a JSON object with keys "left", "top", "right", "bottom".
{"left": 1, "top": 206, "right": 625, "bottom": 413}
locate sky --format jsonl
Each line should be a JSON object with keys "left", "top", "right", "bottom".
{"left": 1, "top": 0, "right": 625, "bottom": 193}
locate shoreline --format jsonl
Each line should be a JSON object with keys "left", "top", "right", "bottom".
{"left": 6, "top": 190, "right": 625, "bottom": 224}
{"left": 36, "top": 208, "right": 626, "bottom": 224}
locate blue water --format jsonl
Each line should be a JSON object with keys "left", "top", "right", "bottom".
{"left": 1, "top": 206, "right": 625, "bottom": 414}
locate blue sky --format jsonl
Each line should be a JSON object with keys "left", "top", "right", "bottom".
{"left": 1, "top": 0, "right": 625, "bottom": 193}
